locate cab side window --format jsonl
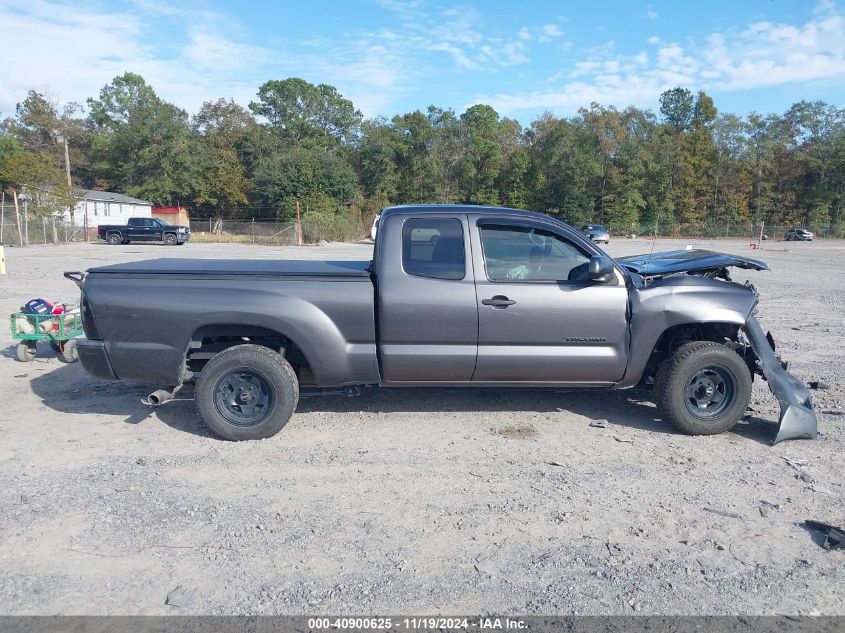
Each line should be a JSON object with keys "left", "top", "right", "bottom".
{"left": 479, "top": 223, "right": 590, "bottom": 282}
{"left": 402, "top": 218, "right": 465, "bottom": 280}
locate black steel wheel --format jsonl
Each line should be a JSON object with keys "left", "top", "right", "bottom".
{"left": 196, "top": 344, "right": 299, "bottom": 440}
{"left": 683, "top": 365, "right": 735, "bottom": 420}
{"left": 214, "top": 369, "right": 274, "bottom": 427}
{"left": 655, "top": 341, "right": 751, "bottom": 435}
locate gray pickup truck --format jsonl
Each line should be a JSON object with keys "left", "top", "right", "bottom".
{"left": 69, "top": 205, "right": 816, "bottom": 444}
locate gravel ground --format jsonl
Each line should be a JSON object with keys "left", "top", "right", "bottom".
{"left": 0, "top": 237, "right": 842, "bottom": 616}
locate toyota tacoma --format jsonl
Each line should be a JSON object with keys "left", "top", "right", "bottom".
{"left": 68, "top": 205, "right": 816, "bottom": 443}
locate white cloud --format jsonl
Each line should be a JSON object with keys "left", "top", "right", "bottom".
{"left": 0, "top": 0, "right": 279, "bottom": 116}
{"left": 0, "top": 0, "right": 548, "bottom": 120}
{"left": 517, "top": 23, "right": 565, "bottom": 43}
{"left": 473, "top": 0, "right": 845, "bottom": 116}
{"left": 540, "top": 24, "right": 564, "bottom": 39}
{"left": 646, "top": 5, "right": 659, "bottom": 20}
{"left": 5, "top": 0, "right": 842, "bottom": 124}
{"left": 373, "top": 0, "right": 425, "bottom": 20}
{"left": 0, "top": 0, "right": 425, "bottom": 118}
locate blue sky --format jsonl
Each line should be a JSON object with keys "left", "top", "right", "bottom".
{"left": 2, "top": 0, "right": 844, "bottom": 123}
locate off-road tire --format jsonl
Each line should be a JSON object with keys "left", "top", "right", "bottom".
{"left": 107, "top": 233, "right": 122, "bottom": 245}
{"left": 654, "top": 341, "right": 751, "bottom": 436}
{"left": 16, "top": 341, "right": 36, "bottom": 362}
{"left": 164, "top": 233, "right": 177, "bottom": 245}
{"left": 195, "top": 344, "right": 299, "bottom": 441}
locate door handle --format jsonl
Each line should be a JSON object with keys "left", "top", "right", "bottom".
{"left": 482, "top": 295, "right": 516, "bottom": 308}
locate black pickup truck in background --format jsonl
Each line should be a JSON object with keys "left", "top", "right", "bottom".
{"left": 97, "top": 217, "right": 190, "bottom": 245}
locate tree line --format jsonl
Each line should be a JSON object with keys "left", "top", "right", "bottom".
{"left": 2, "top": 72, "right": 844, "bottom": 240}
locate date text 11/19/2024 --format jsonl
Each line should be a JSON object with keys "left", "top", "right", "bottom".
{"left": 307, "top": 617, "right": 527, "bottom": 630}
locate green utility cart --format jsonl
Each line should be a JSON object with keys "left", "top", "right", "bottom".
{"left": 10, "top": 307, "right": 83, "bottom": 363}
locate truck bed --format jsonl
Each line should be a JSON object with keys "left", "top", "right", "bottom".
{"left": 81, "top": 258, "right": 378, "bottom": 386}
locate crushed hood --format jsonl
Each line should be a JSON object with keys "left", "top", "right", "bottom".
{"left": 617, "top": 249, "right": 769, "bottom": 277}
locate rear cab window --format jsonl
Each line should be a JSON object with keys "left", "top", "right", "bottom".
{"left": 402, "top": 218, "right": 466, "bottom": 280}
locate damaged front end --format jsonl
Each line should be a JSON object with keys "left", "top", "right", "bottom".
{"left": 620, "top": 248, "right": 817, "bottom": 444}
{"left": 743, "top": 315, "right": 817, "bottom": 444}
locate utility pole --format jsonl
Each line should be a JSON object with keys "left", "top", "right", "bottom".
{"left": 59, "top": 135, "right": 74, "bottom": 226}
{"left": 13, "top": 190, "right": 22, "bottom": 247}
{"left": 63, "top": 137, "right": 72, "bottom": 187}
{"left": 296, "top": 199, "right": 303, "bottom": 246}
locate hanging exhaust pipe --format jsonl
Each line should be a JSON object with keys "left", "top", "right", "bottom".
{"left": 146, "top": 388, "right": 174, "bottom": 406}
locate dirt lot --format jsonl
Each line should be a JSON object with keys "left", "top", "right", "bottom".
{"left": 0, "top": 237, "right": 843, "bottom": 616}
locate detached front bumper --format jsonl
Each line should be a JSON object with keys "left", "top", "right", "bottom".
{"left": 744, "top": 316, "right": 817, "bottom": 444}
{"left": 77, "top": 339, "right": 117, "bottom": 380}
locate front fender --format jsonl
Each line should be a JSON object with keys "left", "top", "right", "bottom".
{"left": 620, "top": 275, "right": 758, "bottom": 387}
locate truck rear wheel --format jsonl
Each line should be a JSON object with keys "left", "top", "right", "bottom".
{"left": 654, "top": 341, "right": 751, "bottom": 436}
{"left": 195, "top": 344, "right": 299, "bottom": 440}
{"left": 107, "top": 233, "right": 122, "bottom": 245}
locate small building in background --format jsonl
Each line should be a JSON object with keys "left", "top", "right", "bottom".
{"left": 152, "top": 206, "right": 190, "bottom": 227}
{"left": 70, "top": 190, "right": 153, "bottom": 227}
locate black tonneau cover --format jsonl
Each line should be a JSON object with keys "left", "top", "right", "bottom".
{"left": 617, "top": 249, "right": 768, "bottom": 276}
{"left": 87, "top": 258, "right": 372, "bottom": 278}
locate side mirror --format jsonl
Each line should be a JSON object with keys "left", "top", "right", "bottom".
{"left": 588, "top": 255, "right": 615, "bottom": 282}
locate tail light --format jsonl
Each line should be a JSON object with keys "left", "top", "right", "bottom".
{"left": 81, "top": 294, "right": 101, "bottom": 340}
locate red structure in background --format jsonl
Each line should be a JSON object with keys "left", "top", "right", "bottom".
{"left": 152, "top": 206, "right": 190, "bottom": 226}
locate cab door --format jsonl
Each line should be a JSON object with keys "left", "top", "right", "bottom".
{"left": 126, "top": 219, "right": 149, "bottom": 241}
{"left": 469, "top": 217, "right": 629, "bottom": 384}
{"left": 377, "top": 214, "right": 479, "bottom": 383}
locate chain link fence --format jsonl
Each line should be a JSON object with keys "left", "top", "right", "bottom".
{"left": 189, "top": 218, "right": 300, "bottom": 246}
{"left": 607, "top": 221, "right": 845, "bottom": 240}
{"left": 0, "top": 206, "right": 89, "bottom": 246}
{"left": 2, "top": 200, "right": 843, "bottom": 247}
{"left": 0, "top": 205, "right": 302, "bottom": 247}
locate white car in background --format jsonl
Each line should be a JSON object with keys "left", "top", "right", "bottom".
{"left": 371, "top": 214, "right": 380, "bottom": 240}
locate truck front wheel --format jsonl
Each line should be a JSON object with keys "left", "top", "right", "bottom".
{"left": 195, "top": 344, "right": 299, "bottom": 440}
{"left": 164, "top": 233, "right": 177, "bottom": 245}
{"left": 654, "top": 341, "right": 751, "bottom": 436}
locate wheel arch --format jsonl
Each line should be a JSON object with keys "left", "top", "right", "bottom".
{"left": 186, "top": 323, "right": 317, "bottom": 384}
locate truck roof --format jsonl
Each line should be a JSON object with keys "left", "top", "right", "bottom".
{"left": 380, "top": 204, "right": 559, "bottom": 224}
